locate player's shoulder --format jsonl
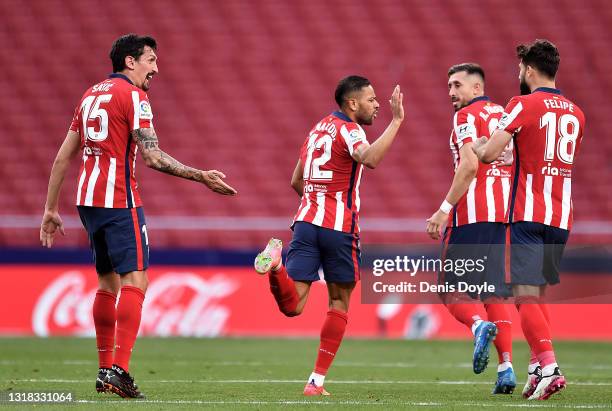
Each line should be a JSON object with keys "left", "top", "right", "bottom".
{"left": 454, "top": 102, "right": 479, "bottom": 124}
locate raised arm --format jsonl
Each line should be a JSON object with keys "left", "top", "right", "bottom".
{"left": 351, "top": 85, "right": 404, "bottom": 169}
{"left": 40, "top": 130, "right": 81, "bottom": 247}
{"left": 132, "top": 127, "right": 237, "bottom": 195}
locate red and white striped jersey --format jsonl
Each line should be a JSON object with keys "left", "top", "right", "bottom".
{"left": 449, "top": 97, "right": 512, "bottom": 227}
{"left": 497, "top": 88, "right": 585, "bottom": 230}
{"left": 69, "top": 74, "right": 153, "bottom": 208}
{"left": 293, "top": 111, "right": 368, "bottom": 233}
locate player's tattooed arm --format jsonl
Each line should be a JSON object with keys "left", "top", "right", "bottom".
{"left": 132, "top": 127, "right": 237, "bottom": 195}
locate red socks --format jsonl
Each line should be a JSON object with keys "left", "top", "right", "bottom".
{"left": 93, "top": 290, "right": 117, "bottom": 369}
{"left": 484, "top": 301, "right": 513, "bottom": 363}
{"left": 516, "top": 296, "right": 556, "bottom": 367}
{"left": 269, "top": 266, "right": 299, "bottom": 317}
{"left": 445, "top": 303, "right": 485, "bottom": 330}
{"left": 314, "top": 309, "right": 348, "bottom": 375}
{"left": 114, "top": 286, "right": 145, "bottom": 372}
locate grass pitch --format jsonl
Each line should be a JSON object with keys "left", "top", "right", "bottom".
{"left": 0, "top": 337, "right": 611, "bottom": 410}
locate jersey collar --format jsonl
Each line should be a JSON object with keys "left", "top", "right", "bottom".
{"left": 534, "top": 87, "right": 561, "bottom": 95}
{"left": 467, "top": 95, "right": 490, "bottom": 106}
{"left": 332, "top": 111, "right": 353, "bottom": 122}
{"left": 109, "top": 73, "right": 134, "bottom": 85}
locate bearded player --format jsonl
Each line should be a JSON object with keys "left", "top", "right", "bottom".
{"left": 474, "top": 39, "right": 585, "bottom": 400}
{"left": 426, "top": 63, "right": 515, "bottom": 394}
{"left": 254, "top": 76, "right": 404, "bottom": 396}
{"left": 40, "top": 34, "right": 236, "bottom": 398}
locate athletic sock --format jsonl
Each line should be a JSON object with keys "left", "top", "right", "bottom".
{"left": 114, "top": 286, "right": 145, "bottom": 372}
{"left": 308, "top": 372, "right": 326, "bottom": 386}
{"left": 485, "top": 301, "right": 513, "bottom": 363}
{"left": 314, "top": 309, "right": 348, "bottom": 376}
{"left": 497, "top": 361, "right": 513, "bottom": 372}
{"left": 93, "top": 290, "right": 117, "bottom": 369}
{"left": 268, "top": 266, "right": 299, "bottom": 316}
{"left": 445, "top": 302, "right": 485, "bottom": 334}
{"left": 516, "top": 296, "right": 556, "bottom": 370}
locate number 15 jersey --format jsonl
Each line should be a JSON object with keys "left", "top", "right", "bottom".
{"left": 497, "top": 88, "right": 585, "bottom": 230}
{"left": 69, "top": 73, "right": 153, "bottom": 208}
{"left": 293, "top": 111, "right": 369, "bottom": 234}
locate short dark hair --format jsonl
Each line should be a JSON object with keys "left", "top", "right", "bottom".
{"left": 109, "top": 34, "right": 157, "bottom": 73}
{"left": 447, "top": 63, "right": 485, "bottom": 82}
{"left": 335, "top": 75, "right": 371, "bottom": 107}
{"left": 516, "top": 39, "right": 560, "bottom": 79}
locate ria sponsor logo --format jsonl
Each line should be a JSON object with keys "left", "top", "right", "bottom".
{"left": 541, "top": 163, "right": 572, "bottom": 177}
{"left": 485, "top": 166, "right": 511, "bottom": 177}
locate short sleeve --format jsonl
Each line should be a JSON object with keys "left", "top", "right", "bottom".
{"left": 497, "top": 97, "right": 525, "bottom": 135}
{"left": 339, "top": 123, "right": 368, "bottom": 155}
{"left": 69, "top": 105, "right": 80, "bottom": 132}
{"left": 127, "top": 90, "right": 154, "bottom": 130}
{"left": 453, "top": 110, "right": 477, "bottom": 148}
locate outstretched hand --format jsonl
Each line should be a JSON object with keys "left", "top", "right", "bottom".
{"left": 389, "top": 85, "right": 404, "bottom": 122}
{"left": 201, "top": 170, "right": 238, "bottom": 195}
{"left": 40, "top": 210, "right": 65, "bottom": 248}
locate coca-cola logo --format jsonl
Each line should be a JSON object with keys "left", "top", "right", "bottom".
{"left": 32, "top": 271, "right": 238, "bottom": 337}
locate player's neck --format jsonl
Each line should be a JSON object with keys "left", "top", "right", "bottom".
{"left": 340, "top": 109, "right": 359, "bottom": 123}
{"left": 530, "top": 79, "right": 556, "bottom": 92}
{"left": 117, "top": 70, "right": 139, "bottom": 87}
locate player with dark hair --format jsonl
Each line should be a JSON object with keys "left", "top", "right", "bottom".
{"left": 254, "top": 75, "right": 404, "bottom": 396}
{"left": 426, "top": 63, "right": 515, "bottom": 394}
{"left": 473, "top": 39, "right": 585, "bottom": 400}
{"left": 40, "top": 33, "right": 236, "bottom": 398}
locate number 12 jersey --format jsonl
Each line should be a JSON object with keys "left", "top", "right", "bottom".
{"left": 293, "top": 111, "right": 368, "bottom": 234}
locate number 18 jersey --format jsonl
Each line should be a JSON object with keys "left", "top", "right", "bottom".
{"left": 69, "top": 73, "right": 153, "bottom": 208}
{"left": 497, "top": 88, "right": 585, "bottom": 230}
{"left": 293, "top": 111, "right": 368, "bottom": 234}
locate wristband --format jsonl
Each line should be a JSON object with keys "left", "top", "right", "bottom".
{"left": 439, "top": 200, "right": 453, "bottom": 214}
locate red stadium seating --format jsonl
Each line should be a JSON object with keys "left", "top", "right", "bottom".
{"left": 0, "top": 0, "right": 610, "bottom": 247}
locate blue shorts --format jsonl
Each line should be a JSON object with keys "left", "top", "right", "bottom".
{"left": 509, "top": 221, "right": 569, "bottom": 286}
{"left": 285, "top": 222, "right": 360, "bottom": 283}
{"left": 441, "top": 222, "right": 511, "bottom": 299}
{"left": 77, "top": 206, "right": 149, "bottom": 275}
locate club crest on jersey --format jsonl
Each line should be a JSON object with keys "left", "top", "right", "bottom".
{"left": 349, "top": 129, "right": 362, "bottom": 143}
{"left": 139, "top": 101, "right": 153, "bottom": 120}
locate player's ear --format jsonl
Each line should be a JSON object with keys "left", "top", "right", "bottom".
{"left": 347, "top": 98, "right": 358, "bottom": 112}
{"left": 125, "top": 55, "right": 136, "bottom": 70}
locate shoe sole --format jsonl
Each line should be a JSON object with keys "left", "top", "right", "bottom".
{"left": 254, "top": 239, "right": 282, "bottom": 274}
{"left": 473, "top": 325, "right": 497, "bottom": 374}
{"left": 493, "top": 383, "right": 516, "bottom": 394}
{"left": 522, "top": 385, "right": 537, "bottom": 399}
{"left": 104, "top": 382, "right": 145, "bottom": 399}
{"left": 254, "top": 252, "right": 273, "bottom": 274}
{"left": 537, "top": 378, "right": 566, "bottom": 400}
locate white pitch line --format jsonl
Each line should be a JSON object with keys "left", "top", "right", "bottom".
{"left": 7, "top": 378, "right": 612, "bottom": 386}
{"left": 1, "top": 359, "right": 610, "bottom": 370}
{"left": 71, "top": 399, "right": 612, "bottom": 408}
